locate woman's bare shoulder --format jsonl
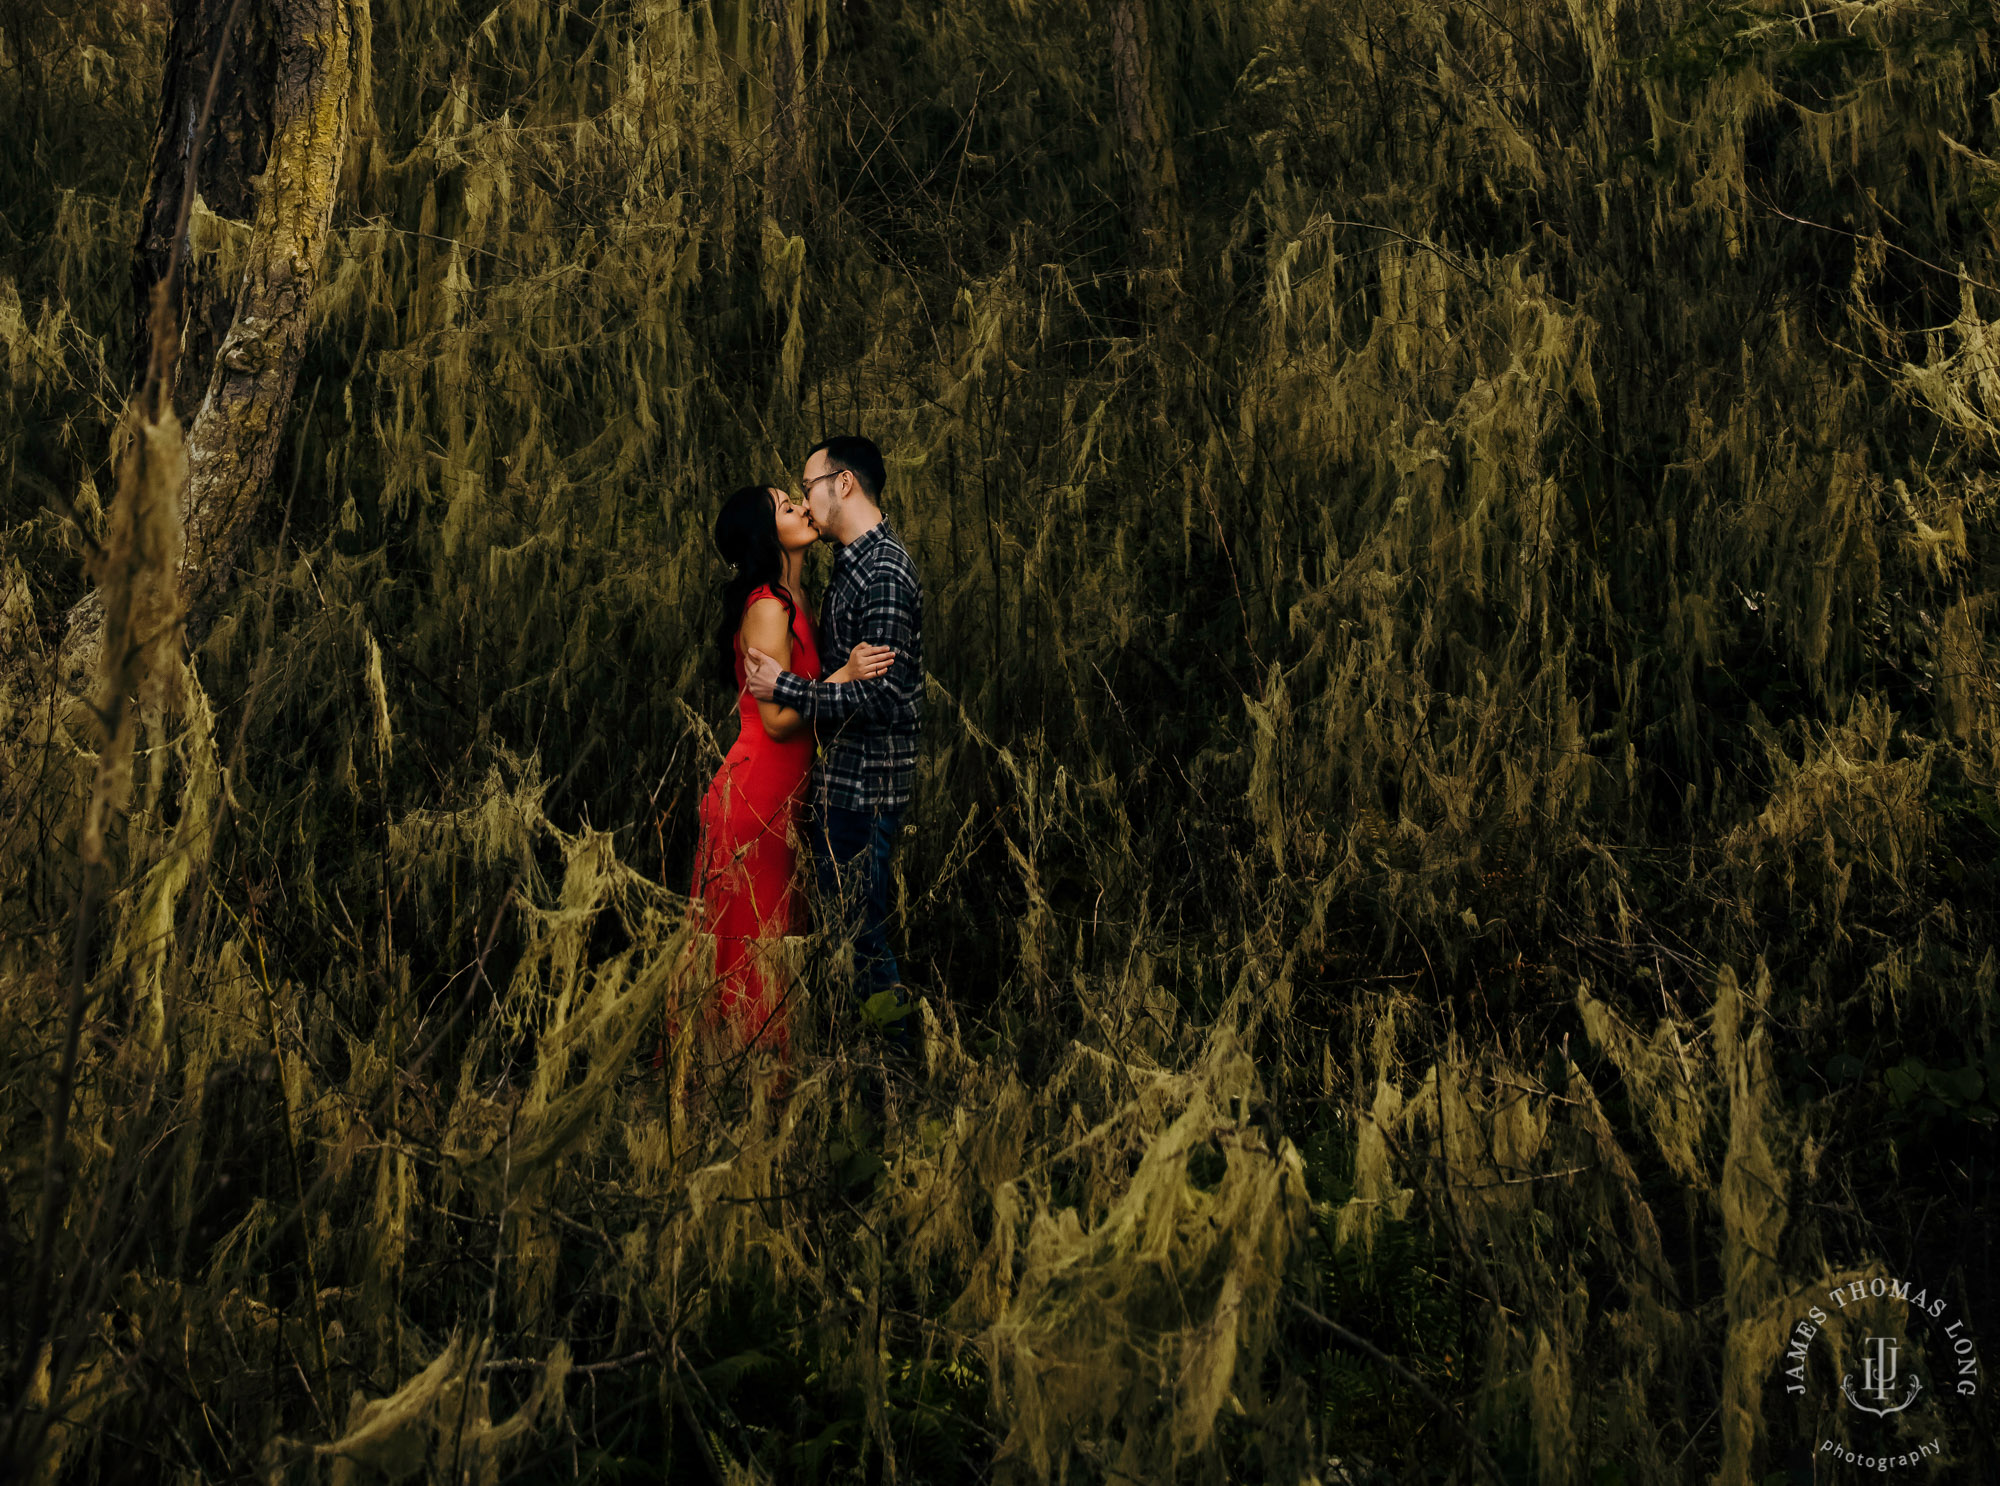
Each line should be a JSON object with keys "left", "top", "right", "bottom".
{"left": 740, "top": 594, "right": 794, "bottom": 646}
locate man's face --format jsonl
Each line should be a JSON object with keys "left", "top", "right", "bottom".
{"left": 800, "top": 452, "right": 845, "bottom": 533}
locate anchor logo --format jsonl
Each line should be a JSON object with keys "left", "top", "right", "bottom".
{"left": 1842, "top": 1335, "right": 1924, "bottom": 1417}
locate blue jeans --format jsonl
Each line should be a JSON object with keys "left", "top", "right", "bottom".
{"left": 811, "top": 804, "right": 907, "bottom": 1029}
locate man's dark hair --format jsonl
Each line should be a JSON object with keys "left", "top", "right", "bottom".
{"left": 809, "top": 435, "right": 886, "bottom": 500}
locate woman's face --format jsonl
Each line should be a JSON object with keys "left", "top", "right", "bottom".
{"left": 770, "top": 487, "right": 817, "bottom": 552}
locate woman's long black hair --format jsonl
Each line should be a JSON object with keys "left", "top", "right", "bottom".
{"left": 713, "top": 484, "right": 795, "bottom": 688}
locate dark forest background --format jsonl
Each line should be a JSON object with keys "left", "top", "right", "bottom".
{"left": 4, "top": 0, "right": 2000, "bottom": 1480}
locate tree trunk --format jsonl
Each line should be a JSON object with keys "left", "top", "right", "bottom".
{"left": 175, "top": 0, "right": 353, "bottom": 613}
{"left": 131, "top": 0, "right": 279, "bottom": 417}
{"left": 764, "top": 0, "right": 805, "bottom": 226}
{"left": 64, "top": 0, "right": 356, "bottom": 688}
{"left": 1109, "top": 0, "right": 1179, "bottom": 264}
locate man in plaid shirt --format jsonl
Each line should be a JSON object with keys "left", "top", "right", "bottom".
{"left": 744, "top": 435, "right": 923, "bottom": 1035}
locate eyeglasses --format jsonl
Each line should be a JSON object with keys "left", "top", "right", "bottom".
{"left": 801, "top": 468, "right": 847, "bottom": 497}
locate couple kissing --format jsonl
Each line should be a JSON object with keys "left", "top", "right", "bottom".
{"left": 689, "top": 435, "right": 924, "bottom": 1060}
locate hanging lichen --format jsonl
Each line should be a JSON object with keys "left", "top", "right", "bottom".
{"left": 5, "top": 0, "right": 2000, "bottom": 1481}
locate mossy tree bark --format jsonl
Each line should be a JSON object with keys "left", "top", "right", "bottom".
{"left": 173, "top": 0, "right": 353, "bottom": 620}
{"left": 63, "top": 0, "right": 355, "bottom": 686}
{"left": 130, "top": 0, "right": 279, "bottom": 418}
{"left": 764, "top": 0, "right": 805, "bottom": 227}
{"left": 1109, "top": 0, "right": 1179, "bottom": 267}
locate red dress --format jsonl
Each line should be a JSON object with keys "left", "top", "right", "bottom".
{"left": 692, "top": 585, "right": 820, "bottom": 1053}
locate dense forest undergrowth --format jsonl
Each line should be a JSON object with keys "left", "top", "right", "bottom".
{"left": 4, "top": 0, "right": 2000, "bottom": 1480}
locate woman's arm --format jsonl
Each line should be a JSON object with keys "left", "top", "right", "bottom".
{"left": 739, "top": 598, "right": 807, "bottom": 741}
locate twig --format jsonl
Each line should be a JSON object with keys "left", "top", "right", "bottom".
{"left": 1306, "top": 216, "right": 1491, "bottom": 290}
{"left": 482, "top": 1349, "right": 653, "bottom": 1377}
{"left": 1287, "top": 1295, "right": 1505, "bottom": 1486}
{"left": 226, "top": 884, "right": 333, "bottom": 1402}
{"left": 669, "top": 1342, "right": 734, "bottom": 1486}
{"left": 1749, "top": 186, "right": 2000, "bottom": 303}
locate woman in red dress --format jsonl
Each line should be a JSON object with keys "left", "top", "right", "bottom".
{"left": 693, "top": 485, "right": 890, "bottom": 1055}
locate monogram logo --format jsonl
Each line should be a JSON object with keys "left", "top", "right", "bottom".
{"left": 1775, "top": 1270, "right": 1980, "bottom": 1473}
{"left": 1841, "top": 1335, "right": 1923, "bottom": 1416}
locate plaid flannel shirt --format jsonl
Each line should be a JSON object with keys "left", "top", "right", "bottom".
{"left": 774, "top": 520, "right": 924, "bottom": 812}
